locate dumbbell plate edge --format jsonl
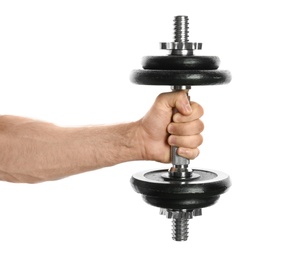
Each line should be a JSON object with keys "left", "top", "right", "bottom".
{"left": 142, "top": 56, "right": 220, "bottom": 70}
{"left": 131, "top": 168, "right": 231, "bottom": 209}
{"left": 130, "top": 69, "right": 231, "bottom": 86}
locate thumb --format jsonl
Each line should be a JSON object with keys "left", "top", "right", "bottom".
{"left": 162, "top": 90, "right": 192, "bottom": 116}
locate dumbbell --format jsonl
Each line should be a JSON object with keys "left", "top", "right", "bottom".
{"left": 130, "top": 16, "right": 231, "bottom": 241}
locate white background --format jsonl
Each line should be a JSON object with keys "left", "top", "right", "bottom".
{"left": 0, "top": 0, "right": 280, "bottom": 259}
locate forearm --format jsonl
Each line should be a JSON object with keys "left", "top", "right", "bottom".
{"left": 0, "top": 115, "right": 143, "bottom": 183}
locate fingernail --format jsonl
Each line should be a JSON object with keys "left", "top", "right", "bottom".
{"left": 178, "top": 147, "right": 188, "bottom": 154}
{"left": 167, "top": 124, "right": 174, "bottom": 134}
{"left": 169, "top": 136, "right": 176, "bottom": 146}
{"left": 178, "top": 148, "right": 191, "bottom": 157}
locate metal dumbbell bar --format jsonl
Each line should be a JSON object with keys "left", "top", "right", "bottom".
{"left": 130, "top": 16, "right": 231, "bottom": 241}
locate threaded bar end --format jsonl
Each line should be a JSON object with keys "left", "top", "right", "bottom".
{"left": 174, "top": 16, "right": 189, "bottom": 43}
{"left": 172, "top": 218, "right": 189, "bottom": 241}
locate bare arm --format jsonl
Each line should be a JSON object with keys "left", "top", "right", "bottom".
{"left": 0, "top": 91, "right": 204, "bottom": 183}
{"left": 0, "top": 116, "right": 142, "bottom": 183}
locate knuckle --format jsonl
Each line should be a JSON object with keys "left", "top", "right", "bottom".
{"left": 190, "top": 153, "right": 197, "bottom": 160}
{"left": 156, "top": 92, "right": 166, "bottom": 102}
{"left": 191, "top": 134, "right": 203, "bottom": 148}
{"left": 198, "top": 104, "right": 204, "bottom": 117}
{"left": 191, "top": 102, "right": 204, "bottom": 118}
{"left": 189, "top": 148, "right": 200, "bottom": 160}
{"left": 172, "top": 112, "right": 182, "bottom": 123}
{"left": 188, "top": 149, "right": 197, "bottom": 160}
{"left": 193, "top": 148, "right": 200, "bottom": 159}
{"left": 197, "top": 134, "right": 204, "bottom": 146}
{"left": 197, "top": 120, "right": 204, "bottom": 133}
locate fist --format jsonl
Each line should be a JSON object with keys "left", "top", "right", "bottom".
{"left": 138, "top": 91, "right": 204, "bottom": 163}
{"left": 167, "top": 101, "right": 204, "bottom": 160}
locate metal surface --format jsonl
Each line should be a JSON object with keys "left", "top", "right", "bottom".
{"left": 160, "top": 208, "right": 202, "bottom": 219}
{"left": 160, "top": 208, "right": 202, "bottom": 240}
{"left": 160, "top": 42, "right": 202, "bottom": 50}
{"left": 160, "top": 16, "right": 202, "bottom": 56}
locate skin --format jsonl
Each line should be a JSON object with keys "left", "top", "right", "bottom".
{"left": 0, "top": 90, "right": 204, "bottom": 183}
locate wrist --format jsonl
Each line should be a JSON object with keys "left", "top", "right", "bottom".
{"left": 86, "top": 121, "right": 146, "bottom": 167}
{"left": 119, "top": 120, "right": 146, "bottom": 162}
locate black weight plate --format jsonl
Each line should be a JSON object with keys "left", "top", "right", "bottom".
{"left": 130, "top": 69, "right": 231, "bottom": 86}
{"left": 143, "top": 194, "right": 220, "bottom": 210}
{"left": 142, "top": 56, "right": 220, "bottom": 70}
{"left": 131, "top": 168, "right": 231, "bottom": 209}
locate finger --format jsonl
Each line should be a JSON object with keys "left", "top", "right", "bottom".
{"left": 177, "top": 147, "right": 200, "bottom": 160}
{"left": 168, "top": 119, "right": 204, "bottom": 136}
{"left": 168, "top": 134, "right": 203, "bottom": 149}
{"left": 156, "top": 91, "right": 192, "bottom": 116}
{"left": 173, "top": 102, "right": 204, "bottom": 123}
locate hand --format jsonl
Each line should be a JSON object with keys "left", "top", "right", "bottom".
{"left": 137, "top": 90, "right": 204, "bottom": 163}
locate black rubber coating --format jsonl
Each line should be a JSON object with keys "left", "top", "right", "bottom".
{"left": 131, "top": 168, "right": 231, "bottom": 209}
{"left": 130, "top": 69, "right": 231, "bottom": 86}
{"left": 142, "top": 56, "right": 220, "bottom": 70}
